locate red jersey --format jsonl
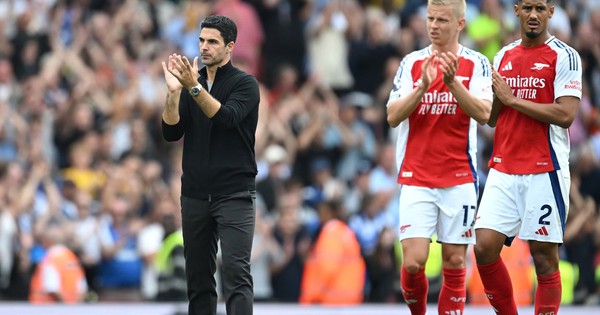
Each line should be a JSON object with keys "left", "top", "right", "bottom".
{"left": 490, "top": 37, "right": 582, "bottom": 174}
{"left": 387, "top": 45, "right": 493, "bottom": 188}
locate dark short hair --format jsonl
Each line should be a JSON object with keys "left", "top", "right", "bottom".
{"left": 201, "top": 15, "right": 237, "bottom": 44}
{"left": 517, "top": 0, "right": 553, "bottom": 3}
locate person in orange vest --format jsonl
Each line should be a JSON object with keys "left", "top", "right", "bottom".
{"left": 299, "top": 199, "right": 366, "bottom": 304}
{"left": 29, "top": 225, "right": 87, "bottom": 304}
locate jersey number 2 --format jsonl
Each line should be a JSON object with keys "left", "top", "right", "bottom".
{"left": 539, "top": 204, "right": 552, "bottom": 225}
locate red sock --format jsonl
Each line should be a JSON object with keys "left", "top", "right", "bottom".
{"left": 535, "top": 271, "right": 561, "bottom": 315}
{"left": 401, "top": 265, "right": 428, "bottom": 315}
{"left": 438, "top": 268, "right": 466, "bottom": 315}
{"left": 476, "top": 257, "right": 518, "bottom": 315}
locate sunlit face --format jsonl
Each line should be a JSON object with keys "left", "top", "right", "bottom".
{"left": 426, "top": 4, "right": 465, "bottom": 47}
{"left": 199, "top": 28, "right": 233, "bottom": 68}
{"left": 515, "top": 0, "right": 554, "bottom": 40}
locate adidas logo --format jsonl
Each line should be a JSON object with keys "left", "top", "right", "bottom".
{"left": 501, "top": 61, "right": 513, "bottom": 72}
{"left": 535, "top": 226, "right": 549, "bottom": 236}
{"left": 461, "top": 229, "right": 473, "bottom": 238}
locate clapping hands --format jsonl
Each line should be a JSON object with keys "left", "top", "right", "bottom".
{"left": 419, "top": 51, "right": 463, "bottom": 88}
{"left": 162, "top": 53, "right": 199, "bottom": 92}
{"left": 438, "top": 51, "right": 459, "bottom": 85}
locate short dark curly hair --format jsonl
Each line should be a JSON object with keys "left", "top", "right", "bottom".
{"left": 517, "top": 0, "right": 554, "bottom": 3}
{"left": 201, "top": 15, "right": 237, "bottom": 44}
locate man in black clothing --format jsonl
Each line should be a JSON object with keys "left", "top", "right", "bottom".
{"left": 161, "top": 15, "right": 260, "bottom": 315}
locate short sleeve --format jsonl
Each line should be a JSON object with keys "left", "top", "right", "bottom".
{"left": 469, "top": 53, "right": 493, "bottom": 102}
{"left": 387, "top": 54, "right": 417, "bottom": 105}
{"left": 554, "top": 46, "right": 582, "bottom": 100}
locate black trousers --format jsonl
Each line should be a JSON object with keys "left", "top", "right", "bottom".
{"left": 181, "top": 191, "right": 255, "bottom": 315}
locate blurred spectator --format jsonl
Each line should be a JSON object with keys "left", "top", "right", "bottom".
{"left": 266, "top": 63, "right": 302, "bottom": 106}
{"left": 214, "top": 0, "right": 264, "bottom": 77}
{"left": 299, "top": 199, "right": 365, "bottom": 304}
{"left": 367, "top": 143, "right": 399, "bottom": 228}
{"left": 257, "top": 144, "right": 291, "bottom": 213}
{"left": 548, "top": 3, "right": 572, "bottom": 43}
{"left": 61, "top": 142, "right": 106, "bottom": 199}
{"left": 343, "top": 159, "right": 371, "bottom": 216}
{"left": 71, "top": 189, "right": 108, "bottom": 300}
{"left": 291, "top": 84, "right": 353, "bottom": 186}
{"left": 303, "top": 156, "right": 346, "bottom": 210}
{"left": 0, "top": 162, "right": 17, "bottom": 294}
{"left": 154, "top": 196, "right": 186, "bottom": 302}
{"left": 121, "top": 117, "right": 160, "bottom": 162}
{"left": 138, "top": 196, "right": 172, "bottom": 300}
{"left": 348, "top": 7, "right": 398, "bottom": 96}
{"left": 250, "top": 197, "right": 284, "bottom": 301}
{"left": 363, "top": 226, "right": 399, "bottom": 303}
{"left": 566, "top": 142, "right": 600, "bottom": 304}
{"left": 270, "top": 195, "right": 311, "bottom": 302}
{"left": 573, "top": 7, "right": 600, "bottom": 110}
{"left": 0, "top": 0, "right": 598, "bottom": 306}
{"left": 374, "top": 56, "right": 402, "bottom": 138}
{"left": 348, "top": 192, "right": 395, "bottom": 256}
{"left": 570, "top": 81, "right": 599, "bottom": 148}
{"left": 467, "top": 0, "right": 507, "bottom": 62}
{"left": 335, "top": 92, "right": 378, "bottom": 182}
{"left": 96, "top": 196, "right": 144, "bottom": 301}
{"left": 0, "top": 56, "right": 19, "bottom": 106}
{"left": 399, "top": 3, "right": 430, "bottom": 52}
{"left": 369, "top": 0, "right": 402, "bottom": 38}
{"left": 52, "top": 101, "right": 96, "bottom": 169}
{"left": 250, "top": 0, "right": 310, "bottom": 87}
{"left": 0, "top": 99, "right": 27, "bottom": 162}
{"left": 573, "top": 142, "right": 600, "bottom": 205}
{"left": 254, "top": 79, "right": 299, "bottom": 162}
{"left": 10, "top": 3, "right": 50, "bottom": 82}
{"left": 2, "top": 161, "right": 29, "bottom": 300}
{"left": 161, "top": 0, "right": 214, "bottom": 59}
{"left": 28, "top": 224, "right": 88, "bottom": 304}
{"left": 306, "top": 0, "right": 355, "bottom": 94}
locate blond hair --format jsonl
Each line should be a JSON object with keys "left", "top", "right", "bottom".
{"left": 428, "top": 0, "right": 466, "bottom": 19}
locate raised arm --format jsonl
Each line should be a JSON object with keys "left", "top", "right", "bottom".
{"left": 490, "top": 47, "right": 582, "bottom": 128}
{"left": 492, "top": 69, "right": 579, "bottom": 128}
{"left": 162, "top": 54, "right": 184, "bottom": 125}
{"left": 487, "top": 96, "right": 504, "bottom": 127}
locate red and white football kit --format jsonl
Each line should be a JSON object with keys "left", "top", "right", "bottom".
{"left": 388, "top": 45, "right": 493, "bottom": 243}
{"left": 476, "top": 36, "right": 583, "bottom": 243}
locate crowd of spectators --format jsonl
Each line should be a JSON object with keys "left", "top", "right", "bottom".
{"left": 0, "top": 0, "right": 599, "bottom": 306}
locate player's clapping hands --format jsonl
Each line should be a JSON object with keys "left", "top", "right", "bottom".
{"left": 438, "top": 51, "right": 459, "bottom": 85}
{"left": 419, "top": 51, "right": 438, "bottom": 89}
{"left": 491, "top": 68, "right": 514, "bottom": 106}
{"left": 162, "top": 53, "right": 199, "bottom": 91}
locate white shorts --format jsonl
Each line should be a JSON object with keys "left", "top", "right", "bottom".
{"left": 475, "top": 168, "right": 570, "bottom": 245}
{"left": 398, "top": 183, "right": 478, "bottom": 244}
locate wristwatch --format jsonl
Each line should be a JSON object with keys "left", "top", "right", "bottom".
{"left": 189, "top": 84, "right": 202, "bottom": 97}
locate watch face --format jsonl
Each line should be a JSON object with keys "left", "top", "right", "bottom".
{"left": 191, "top": 86, "right": 200, "bottom": 96}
